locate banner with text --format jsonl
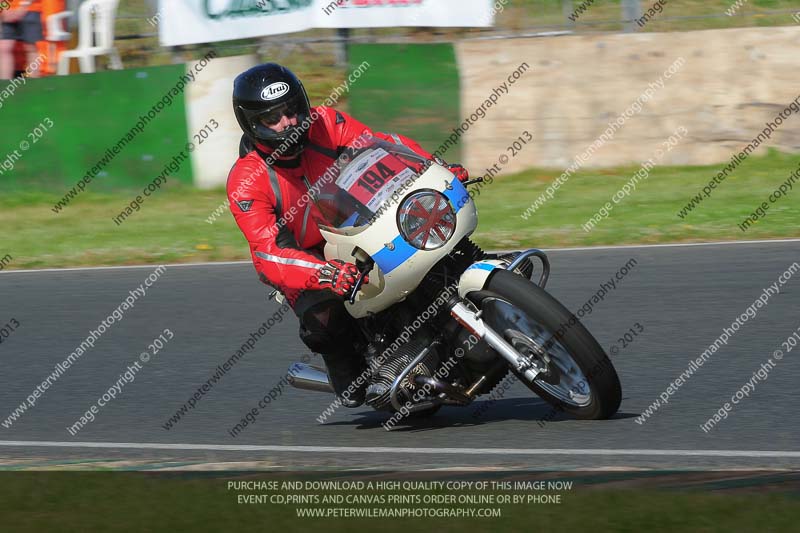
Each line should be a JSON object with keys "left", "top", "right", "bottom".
{"left": 159, "top": 1, "right": 496, "bottom": 47}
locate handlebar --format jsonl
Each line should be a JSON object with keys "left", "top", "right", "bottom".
{"left": 348, "top": 259, "right": 375, "bottom": 305}
{"left": 462, "top": 177, "right": 485, "bottom": 187}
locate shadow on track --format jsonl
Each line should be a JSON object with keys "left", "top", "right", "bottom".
{"left": 321, "top": 397, "right": 638, "bottom": 432}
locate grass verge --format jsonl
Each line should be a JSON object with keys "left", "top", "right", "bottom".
{"left": 1, "top": 150, "right": 797, "bottom": 270}
{"left": 2, "top": 473, "right": 798, "bottom": 532}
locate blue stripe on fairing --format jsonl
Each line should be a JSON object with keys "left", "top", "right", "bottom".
{"left": 443, "top": 177, "right": 470, "bottom": 211}
{"left": 372, "top": 233, "right": 418, "bottom": 274}
{"left": 372, "top": 177, "right": 468, "bottom": 274}
{"left": 467, "top": 262, "right": 497, "bottom": 272}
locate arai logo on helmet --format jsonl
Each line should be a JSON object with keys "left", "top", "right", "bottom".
{"left": 261, "top": 82, "right": 290, "bottom": 101}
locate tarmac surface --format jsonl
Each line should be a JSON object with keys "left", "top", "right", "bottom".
{"left": 1, "top": 240, "right": 798, "bottom": 470}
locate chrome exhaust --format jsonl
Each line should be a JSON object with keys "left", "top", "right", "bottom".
{"left": 287, "top": 362, "right": 334, "bottom": 393}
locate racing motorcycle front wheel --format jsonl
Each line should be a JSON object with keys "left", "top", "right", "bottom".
{"left": 469, "top": 269, "right": 621, "bottom": 420}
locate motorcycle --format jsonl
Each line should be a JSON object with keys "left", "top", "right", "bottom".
{"left": 286, "top": 136, "right": 621, "bottom": 422}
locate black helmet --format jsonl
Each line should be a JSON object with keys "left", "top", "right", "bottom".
{"left": 232, "top": 63, "right": 312, "bottom": 158}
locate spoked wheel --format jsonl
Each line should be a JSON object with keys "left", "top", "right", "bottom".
{"left": 469, "top": 270, "right": 621, "bottom": 420}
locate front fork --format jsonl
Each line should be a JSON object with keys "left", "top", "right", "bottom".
{"left": 449, "top": 248, "right": 552, "bottom": 384}
{"left": 449, "top": 301, "right": 541, "bottom": 383}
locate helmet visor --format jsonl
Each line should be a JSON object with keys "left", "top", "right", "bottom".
{"left": 239, "top": 93, "right": 309, "bottom": 132}
{"left": 256, "top": 99, "right": 304, "bottom": 128}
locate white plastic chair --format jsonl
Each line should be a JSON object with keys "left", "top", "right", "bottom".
{"left": 46, "top": 10, "right": 71, "bottom": 70}
{"left": 57, "top": 0, "right": 122, "bottom": 75}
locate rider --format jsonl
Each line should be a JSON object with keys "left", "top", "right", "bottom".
{"left": 227, "top": 63, "right": 470, "bottom": 408}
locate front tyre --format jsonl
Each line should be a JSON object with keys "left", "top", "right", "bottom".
{"left": 472, "top": 269, "right": 621, "bottom": 420}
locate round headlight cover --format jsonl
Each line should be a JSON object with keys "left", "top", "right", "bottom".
{"left": 398, "top": 190, "right": 456, "bottom": 250}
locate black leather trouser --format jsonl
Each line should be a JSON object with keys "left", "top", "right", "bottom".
{"left": 292, "top": 290, "right": 367, "bottom": 399}
{"left": 293, "top": 290, "right": 361, "bottom": 355}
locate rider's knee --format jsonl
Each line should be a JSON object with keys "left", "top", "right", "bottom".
{"left": 297, "top": 295, "right": 357, "bottom": 354}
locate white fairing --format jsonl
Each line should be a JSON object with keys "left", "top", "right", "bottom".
{"left": 319, "top": 164, "right": 477, "bottom": 318}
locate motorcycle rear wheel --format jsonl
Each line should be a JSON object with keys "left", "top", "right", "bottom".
{"left": 472, "top": 269, "right": 621, "bottom": 420}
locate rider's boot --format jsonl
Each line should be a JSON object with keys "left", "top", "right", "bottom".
{"left": 320, "top": 351, "right": 367, "bottom": 408}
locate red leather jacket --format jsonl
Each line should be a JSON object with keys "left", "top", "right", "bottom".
{"left": 227, "top": 106, "right": 432, "bottom": 305}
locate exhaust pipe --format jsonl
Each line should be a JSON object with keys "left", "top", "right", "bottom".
{"left": 287, "top": 362, "right": 334, "bottom": 393}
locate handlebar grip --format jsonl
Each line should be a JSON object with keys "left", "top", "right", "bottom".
{"left": 348, "top": 261, "right": 375, "bottom": 305}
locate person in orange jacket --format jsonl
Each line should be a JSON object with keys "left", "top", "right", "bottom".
{"left": 0, "top": 0, "right": 43, "bottom": 79}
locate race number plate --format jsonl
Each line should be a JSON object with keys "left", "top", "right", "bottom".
{"left": 335, "top": 148, "right": 416, "bottom": 212}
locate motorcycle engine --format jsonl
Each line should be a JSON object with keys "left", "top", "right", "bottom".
{"left": 365, "top": 339, "right": 440, "bottom": 411}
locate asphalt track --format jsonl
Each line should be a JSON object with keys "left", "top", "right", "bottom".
{"left": 1, "top": 240, "right": 798, "bottom": 470}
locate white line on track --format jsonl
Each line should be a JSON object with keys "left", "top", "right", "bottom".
{"left": 2, "top": 238, "right": 799, "bottom": 275}
{"left": 0, "top": 441, "right": 799, "bottom": 458}
{"left": 543, "top": 238, "right": 800, "bottom": 253}
{"left": 0, "top": 260, "right": 250, "bottom": 275}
